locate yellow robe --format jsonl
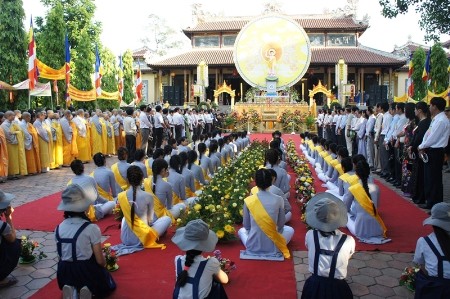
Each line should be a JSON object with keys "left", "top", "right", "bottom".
{"left": 76, "top": 119, "right": 91, "bottom": 162}
{"left": 26, "top": 123, "right": 41, "bottom": 174}
{"left": 51, "top": 122, "right": 63, "bottom": 168}
{"left": 62, "top": 121, "right": 78, "bottom": 166}
{"left": 39, "top": 123, "right": 54, "bottom": 170}
{"left": 0, "top": 128, "right": 9, "bottom": 179}
{"left": 6, "top": 123, "right": 27, "bottom": 176}
{"left": 85, "top": 122, "right": 92, "bottom": 160}
{"left": 106, "top": 122, "right": 116, "bottom": 155}
{"left": 91, "top": 122, "right": 103, "bottom": 157}
{"left": 99, "top": 118, "right": 108, "bottom": 155}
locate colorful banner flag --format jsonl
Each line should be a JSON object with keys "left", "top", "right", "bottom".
{"left": 94, "top": 45, "right": 102, "bottom": 96}
{"left": 136, "top": 64, "right": 143, "bottom": 104}
{"left": 118, "top": 55, "right": 124, "bottom": 103}
{"left": 28, "top": 17, "right": 39, "bottom": 90}
{"left": 65, "top": 34, "right": 71, "bottom": 107}
{"left": 30, "top": 82, "right": 52, "bottom": 97}
{"left": 422, "top": 49, "right": 431, "bottom": 82}
{"left": 406, "top": 60, "right": 414, "bottom": 97}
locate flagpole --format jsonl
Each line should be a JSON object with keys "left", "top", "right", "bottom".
{"left": 28, "top": 90, "right": 31, "bottom": 109}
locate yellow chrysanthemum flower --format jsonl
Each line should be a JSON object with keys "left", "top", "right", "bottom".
{"left": 194, "top": 204, "right": 202, "bottom": 211}
{"left": 216, "top": 230, "right": 225, "bottom": 239}
{"left": 224, "top": 225, "right": 235, "bottom": 233}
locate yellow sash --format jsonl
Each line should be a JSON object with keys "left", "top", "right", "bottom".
{"left": 339, "top": 173, "right": 359, "bottom": 186}
{"left": 202, "top": 168, "right": 211, "bottom": 181}
{"left": 335, "top": 164, "right": 344, "bottom": 176}
{"left": 161, "top": 177, "right": 183, "bottom": 205}
{"left": 111, "top": 163, "right": 130, "bottom": 191}
{"left": 185, "top": 186, "right": 196, "bottom": 198}
{"left": 89, "top": 172, "right": 113, "bottom": 201}
{"left": 250, "top": 186, "right": 258, "bottom": 195}
{"left": 194, "top": 179, "right": 203, "bottom": 191}
{"left": 67, "top": 179, "right": 97, "bottom": 222}
{"left": 143, "top": 178, "right": 175, "bottom": 223}
{"left": 117, "top": 192, "right": 165, "bottom": 249}
{"left": 145, "top": 159, "right": 153, "bottom": 176}
{"left": 330, "top": 159, "right": 339, "bottom": 168}
{"left": 221, "top": 156, "right": 226, "bottom": 165}
{"left": 349, "top": 183, "right": 387, "bottom": 237}
{"left": 324, "top": 155, "right": 333, "bottom": 165}
{"left": 244, "top": 194, "right": 290, "bottom": 258}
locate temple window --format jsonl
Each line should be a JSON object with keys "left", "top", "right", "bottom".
{"left": 223, "top": 35, "right": 237, "bottom": 47}
{"left": 194, "top": 35, "right": 220, "bottom": 47}
{"left": 326, "top": 34, "right": 356, "bottom": 46}
{"left": 309, "top": 34, "right": 325, "bottom": 46}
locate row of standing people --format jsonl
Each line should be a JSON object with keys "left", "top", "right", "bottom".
{"left": 316, "top": 97, "right": 450, "bottom": 210}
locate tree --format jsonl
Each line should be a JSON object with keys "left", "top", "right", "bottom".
{"left": 430, "top": 43, "right": 449, "bottom": 94}
{"left": 141, "top": 14, "right": 187, "bottom": 60}
{"left": 98, "top": 47, "right": 119, "bottom": 110}
{"left": 121, "top": 50, "right": 134, "bottom": 104}
{"left": 379, "top": 0, "right": 450, "bottom": 41}
{"left": 71, "top": 29, "right": 94, "bottom": 110}
{"left": 0, "top": 0, "right": 28, "bottom": 109}
{"left": 35, "top": 1, "right": 66, "bottom": 108}
{"left": 411, "top": 48, "right": 427, "bottom": 101}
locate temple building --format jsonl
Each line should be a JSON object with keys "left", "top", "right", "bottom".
{"left": 137, "top": 9, "right": 407, "bottom": 107}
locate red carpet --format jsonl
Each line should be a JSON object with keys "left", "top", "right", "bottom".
{"left": 14, "top": 192, "right": 122, "bottom": 235}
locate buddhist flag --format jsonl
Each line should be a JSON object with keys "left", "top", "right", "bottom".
{"left": 406, "top": 60, "right": 414, "bottom": 97}
{"left": 94, "top": 45, "right": 102, "bottom": 96}
{"left": 136, "top": 64, "right": 143, "bottom": 104}
{"left": 422, "top": 49, "right": 431, "bottom": 82}
{"left": 28, "top": 17, "right": 39, "bottom": 90}
{"left": 65, "top": 34, "right": 71, "bottom": 107}
{"left": 118, "top": 55, "right": 124, "bottom": 103}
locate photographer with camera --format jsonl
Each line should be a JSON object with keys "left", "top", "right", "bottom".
{"left": 0, "top": 190, "right": 20, "bottom": 288}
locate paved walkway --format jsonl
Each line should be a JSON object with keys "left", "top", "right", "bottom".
{"left": 0, "top": 156, "right": 448, "bottom": 298}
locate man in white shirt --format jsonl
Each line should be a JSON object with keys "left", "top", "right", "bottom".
{"left": 153, "top": 105, "right": 164, "bottom": 149}
{"left": 392, "top": 103, "right": 408, "bottom": 187}
{"left": 139, "top": 105, "right": 152, "bottom": 155}
{"left": 373, "top": 103, "right": 384, "bottom": 173}
{"left": 365, "top": 106, "right": 376, "bottom": 169}
{"left": 205, "top": 110, "right": 213, "bottom": 134}
{"left": 123, "top": 108, "right": 137, "bottom": 163}
{"left": 331, "top": 110, "right": 339, "bottom": 144}
{"left": 338, "top": 108, "right": 347, "bottom": 147}
{"left": 316, "top": 109, "right": 324, "bottom": 138}
{"left": 344, "top": 107, "right": 354, "bottom": 156}
{"left": 418, "top": 97, "right": 450, "bottom": 209}
{"left": 172, "top": 107, "right": 185, "bottom": 140}
{"left": 378, "top": 103, "right": 392, "bottom": 177}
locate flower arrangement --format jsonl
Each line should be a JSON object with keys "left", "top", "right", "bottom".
{"left": 103, "top": 243, "right": 119, "bottom": 272}
{"left": 20, "top": 236, "right": 47, "bottom": 264}
{"left": 286, "top": 140, "right": 315, "bottom": 228}
{"left": 178, "top": 141, "right": 267, "bottom": 241}
{"left": 305, "top": 114, "right": 316, "bottom": 131}
{"left": 213, "top": 250, "right": 236, "bottom": 274}
{"left": 248, "top": 109, "right": 261, "bottom": 129}
{"left": 399, "top": 266, "right": 419, "bottom": 292}
{"left": 112, "top": 203, "right": 123, "bottom": 222}
{"left": 224, "top": 111, "right": 239, "bottom": 128}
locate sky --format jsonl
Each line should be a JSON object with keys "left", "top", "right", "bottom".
{"left": 22, "top": 0, "right": 449, "bottom": 57}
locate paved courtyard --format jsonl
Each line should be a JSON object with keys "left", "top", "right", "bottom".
{"left": 0, "top": 156, "right": 448, "bottom": 298}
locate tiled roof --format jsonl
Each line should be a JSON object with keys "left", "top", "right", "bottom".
{"left": 132, "top": 47, "right": 149, "bottom": 58}
{"left": 183, "top": 16, "right": 367, "bottom": 34}
{"left": 442, "top": 39, "right": 450, "bottom": 48}
{"left": 148, "top": 46, "right": 405, "bottom": 68}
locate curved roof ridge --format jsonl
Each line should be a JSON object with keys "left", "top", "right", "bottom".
{"left": 358, "top": 44, "right": 405, "bottom": 60}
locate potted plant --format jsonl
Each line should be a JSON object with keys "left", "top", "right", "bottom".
{"left": 103, "top": 243, "right": 119, "bottom": 272}
{"left": 20, "top": 236, "right": 47, "bottom": 264}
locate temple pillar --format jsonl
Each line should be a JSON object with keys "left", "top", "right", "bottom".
{"left": 361, "top": 68, "right": 365, "bottom": 105}
{"left": 231, "top": 96, "right": 235, "bottom": 110}
{"left": 388, "top": 68, "right": 393, "bottom": 99}
{"left": 327, "top": 67, "right": 332, "bottom": 89}
{"left": 183, "top": 69, "right": 187, "bottom": 105}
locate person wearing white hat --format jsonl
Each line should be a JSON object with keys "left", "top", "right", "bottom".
{"left": 413, "top": 202, "right": 450, "bottom": 298}
{"left": 0, "top": 190, "right": 20, "bottom": 288}
{"left": 172, "top": 219, "right": 228, "bottom": 299}
{"left": 55, "top": 183, "right": 116, "bottom": 299}
{"left": 302, "top": 193, "right": 355, "bottom": 299}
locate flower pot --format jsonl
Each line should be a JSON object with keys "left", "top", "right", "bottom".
{"left": 107, "top": 264, "right": 119, "bottom": 272}
{"left": 19, "top": 255, "right": 36, "bottom": 264}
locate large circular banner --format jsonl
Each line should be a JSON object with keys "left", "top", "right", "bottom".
{"left": 233, "top": 14, "right": 311, "bottom": 90}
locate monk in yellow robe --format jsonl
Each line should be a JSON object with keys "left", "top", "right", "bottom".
{"left": 99, "top": 113, "right": 108, "bottom": 155}
{"left": 118, "top": 109, "right": 126, "bottom": 148}
{"left": 51, "top": 114, "right": 64, "bottom": 169}
{"left": 0, "top": 113, "right": 9, "bottom": 182}
{"left": 34, "top": 111, "right": 53, "bottom": 173}
{"left": 61, "top": 110, "right": 78, "bottom": 166}
{"left": 84, "top": 111, "right": 93, "bottom": 160}
{"left": 0, "top": 111, "right": 27, "bottom": 177}
{"left": 22, "top": 112, "right": 41, "bottom": 174}
{"left": 90, "top": 110, "right": 104, "bottom": 156}
{"left": 104, "top": 113, "right": 116, "bottom": 156}
{"left": 111, "top": 109, "right": 120, "bottom": 154}
{"left": 74, "top": 109, "right": 90, "bottom": 162}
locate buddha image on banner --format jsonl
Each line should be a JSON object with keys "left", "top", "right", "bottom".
{"left": 233, "top": 14, "right": 311, "bottom": 90}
